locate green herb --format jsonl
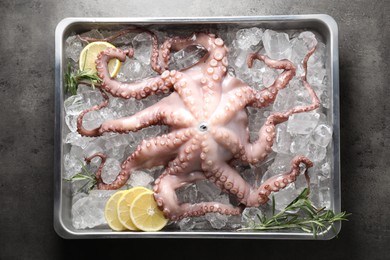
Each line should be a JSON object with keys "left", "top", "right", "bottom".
{"left": 64, "top": 160, "right": 97, "bottom": 193}
{"left": 64, "top": 61, "right": 102, "bottom": 95}
{"left": 239, "top": 188, "right": 350, "bottom": 238}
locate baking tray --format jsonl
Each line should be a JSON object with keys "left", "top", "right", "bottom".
{"left": 54, "top": 15, "right": 340, "bottom": 239}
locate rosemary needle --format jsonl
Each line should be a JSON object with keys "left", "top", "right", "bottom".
{"left": 64, "top": 160, "right": 97, "bottom": 193}
{"left": 239, "top": 188, "right": 350, "bottom": 238}
{"left": 64, "top": 61, "right": 102, "bottom": 95}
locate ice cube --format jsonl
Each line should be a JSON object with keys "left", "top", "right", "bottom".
{"left": 116, "top": 58, "right": 148, "bottom": 81}
{"left": 80, "top": 29, "right": 104, "bottom": 41}
{"left": 170, "top": 44, "right": 208, "bottom": 71}
{"left": 64, "top": 90, "right": 103, "bottom": 116}
{"left": 110, "top": 30, "right": 135, "bottom": 45}
{"left": 64, "top": 94, "right": 86, "bottom": 116}
{"left": 83, "top": 142, "right": 104, "bottom": 160}
{"left": 65, "top": 35, "right": 83, "bottom": 62}
{"left": 268, "top": 153, "right": 296, "bottom": 174}
{"left": 226, "top": 215, "right": 242, "bottom": 229}
{"left": 132, "top": 32, "right": 152, "bottom": 65}
{"left": 178, "top": 217, "right": 196, "bottom": 231}
{"left": 233, "top": 48, "right": 251, "bottom": 68}
{"left": 205, "top": 213, "right": 228, "bottom": 229}
{"left": 272, "top": 123, "right": 292, "bottom": 154}
{"left": 317, "top": 160, "right": 331, "bottom": 178}
{"left": 235, "top": 27, "right": 263, "bottom": 50}
{"left": 142, "top": 125, "right": 168, "bottom": 139}
{"left": 290, "top": 134, "right": 310, "bottom": 154}
{"left": 306, "top": 143, "right": 327, "bottom": 162}
{"left": 240, "top": 166, "right": 257, "bottom": 186}
{"left": 308, "top": 42, "right": 326, "bottom": 68}
{"left": 311, "top": 124, "right": 332, "bottom": 147}
{"left": 176, "top": 184, "right": 198, "bottom": 204}
{"left": 70, "top": 145, "right": 84, "bottom": 158}
{"left": 127, "top": 170, "right": 154, "bottom": 189}
{"left": 65, "top": 114, "right": 78, "bottom": 132}
{"left": 77, "top": 84, "right": 94, "bottom": 94}
{"left": 82, "top": 110, "right": 103, "bottom": 130}
{"left": 101, "top": 158, "right": 121, "bottom": 184}
{"left": 290, "top": 31, "right": 318, "bottom": 65}
{"left": 103, "top": 134, "right": 130, "bottom": 150}
{"left": 262, "top": 29, "right": 292, "bottom": 60}
{"left": 241, "top": 207, "right": 263, "bottom": 228}
{"left": 307, "top": 67, "right": 326, "bottom": 84}
{"left": 273, "top": 87, "right": 295, "bottom": 112}
{"left": 261, "top": 65, "right": 279, "bottom": 88}
{"left": 318, "top": 187, "right": 331, "bottom": 209}
{"left": 63, "top": 152, "right": 83, "bottom": 179}
{"left": 179, "top": 216, "right": 211, "bottom": 230}
{"left": 71, "top": 190, "right": 115, "bottom": 229}
{"left": 196, "top": 180, "right": 221, "bottom": 201}
{"left": 269, "top": 182, "right": 302, "bottom": 211}
{"left": 106, "top": 146, "right": 125, "bottom": 161}
{"left": 319, "top": 88, "right": 331, "bottom": 109}
{"left": 287, "top": 111, "right": 320, "bottom": 135}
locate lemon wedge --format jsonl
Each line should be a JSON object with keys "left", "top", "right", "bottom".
{"left": 79, "top": 41, "right": 121, "bottom": 77}
{"left": 117, "top": 186, "right": 152, "bottom": 231}
{"left": 130, "top": 190, "right": 168, "bottom": 232}
{"left": 104, "top": 190, "right": 127, "bottom": 231}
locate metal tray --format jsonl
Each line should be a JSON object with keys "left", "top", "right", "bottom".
{"left": 54, "top": 15, "right": 340, "bottom": 239}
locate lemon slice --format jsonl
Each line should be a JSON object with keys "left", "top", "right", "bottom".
{"left": 130, "top": 190, "right": 168, "bottom": 232}
{"left": 104, "top": 190, "right": 127, "bottom": 231}
{"left": 79, "top": 41, "right": 121, "bottom": 77}
{"left": 117, "top": 186, "right": 152, "bottom": 231}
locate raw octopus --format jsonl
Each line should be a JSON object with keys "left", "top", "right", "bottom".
{"left": 77, "top": 28, "right": 320, "bottom": 220}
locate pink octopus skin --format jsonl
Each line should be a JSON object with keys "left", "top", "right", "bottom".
{"left": 77, "top": 31, "right": 320, "bottom": 221}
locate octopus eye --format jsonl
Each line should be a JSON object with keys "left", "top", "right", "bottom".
{"left": 198, "top": 123, "right": 208, "bottom": 132}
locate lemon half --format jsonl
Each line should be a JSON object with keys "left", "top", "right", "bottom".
{"left": 79, "top": 41, "right": 121, "bottom": 77}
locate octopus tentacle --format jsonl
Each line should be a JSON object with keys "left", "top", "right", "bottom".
{"left": 154, "top": 170, "right": 240, "bottom": 220}
{"left": 95, "top": 48, "right": 175, "bottom": 99}
{"left": 209, "top": 163, "right": 253, "bottom": 206}
{"left": 79, "top": 98, "right": 195, "bottom": 137}
{"left": 166, "top": 138, "right": 202, "bottom": 175}
{"left": 246, "top": 156, "right": 313, "bottom": 206}
{"left": 87, "top": 129, "right": 194, "bottom": 190}
{"left": 210, "top": 86, "right": 254, "bottom": 126}
{"left": 173, "top": 78, "right": 204, "bottom": 121}
{"left": 210, "top": 127, "right": 245, "bottom": 160}
{"left": 199, "top": 133, "right": 251, "bottom": 204}
{"left": 199, "top": 37, "right": 228, "bottom": 119}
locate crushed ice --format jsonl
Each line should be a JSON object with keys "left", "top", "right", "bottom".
{"left": 64, "top": 27, "right": 332, "bottom": 230}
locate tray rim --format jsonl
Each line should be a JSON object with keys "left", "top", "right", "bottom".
{"left": 54, "top": 14, "right": 340, "bottom": 240}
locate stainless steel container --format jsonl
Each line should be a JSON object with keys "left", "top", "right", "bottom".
{"left": 54, "top": 15, "right": 340, "bottom": 239}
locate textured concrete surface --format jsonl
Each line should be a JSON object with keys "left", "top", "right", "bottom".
{"left": 0, "top": 0, "right": 389, "bottom": 259}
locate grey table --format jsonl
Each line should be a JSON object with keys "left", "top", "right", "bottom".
{"left": 0, "top": 0, "right": 389, "bottom": 259}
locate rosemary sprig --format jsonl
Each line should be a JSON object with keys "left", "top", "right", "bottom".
{"left": 64, "top": 160, "right": 97, "bottom": 193}
{"left": 64, "top": 61, "right": 102, "bottom": 95}
{"left": 239, "top": 188, "right": 350, "bottom": 238}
